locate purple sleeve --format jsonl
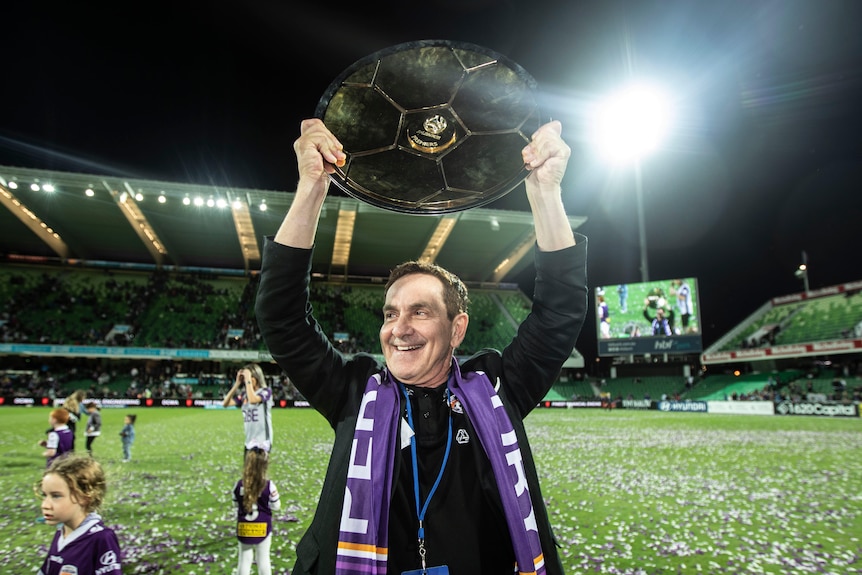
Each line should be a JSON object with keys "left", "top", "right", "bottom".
{"left": 233, "top": 480, "right": 242, "bottom": 505}
{"left": 91, "top": 527, "right": 122, "bottom": 572}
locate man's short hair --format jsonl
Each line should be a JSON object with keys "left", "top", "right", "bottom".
{"left": 385, "top": 261, "right": 470, "bottom": 320}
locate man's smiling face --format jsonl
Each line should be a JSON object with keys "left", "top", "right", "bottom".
{"left": 380, "top": 273, "right": 468, "bottom": 388}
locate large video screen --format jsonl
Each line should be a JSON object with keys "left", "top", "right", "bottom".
{"left": 595, "top": 277, "right": 703, "bottom": 356}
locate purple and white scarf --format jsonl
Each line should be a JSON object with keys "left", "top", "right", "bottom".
{"left": 336, "top": 361, "right": 545, "bottom": 575}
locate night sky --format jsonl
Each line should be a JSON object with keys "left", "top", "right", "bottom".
{"left": 3, "top": 1, "right": 862, "bottom": 365}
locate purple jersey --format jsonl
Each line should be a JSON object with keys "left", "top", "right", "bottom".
{"left": 233, "top": 479, "right": 280, "bottom": 544}
{"left": 38, "top": 513, "right": 121, "bottom": 575}
{"left": 46, "top": 426, "right": 74, "bottom": 468}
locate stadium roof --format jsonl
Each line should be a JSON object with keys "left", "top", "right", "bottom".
{"left": 0, "top": 165, "right": 587, "bottom": 285}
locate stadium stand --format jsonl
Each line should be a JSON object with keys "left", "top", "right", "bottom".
{"left": 3, "top": 262, "right": 859, "bottom": 405}
{"left": 597, "top": 375, "right": 686, "bottom": 401}
{"left": 543, "top": 377, "right": 596, "bottom": 401}
{"left": 0, "top": 264, "right": 264, "bottom": 349}
{"left": 0, "top": 265, "right": 549, "bottom": 356}
{"left": 1, "top": 263, "right": 566, "bottom": 398}
{"left": 710, "top": 286, "right": 862, "bottom": 352}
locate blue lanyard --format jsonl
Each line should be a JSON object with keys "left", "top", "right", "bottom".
{"left": 399, "top": 382, "right": 453, "bottom": 542}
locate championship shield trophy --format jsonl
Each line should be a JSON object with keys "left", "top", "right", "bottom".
{"left": 315, "top": 40, "right": 544, "bottom": 214}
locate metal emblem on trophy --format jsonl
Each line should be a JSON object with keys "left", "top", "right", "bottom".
{"left": 315, "top": 40, "right": 544, "bottom": 214}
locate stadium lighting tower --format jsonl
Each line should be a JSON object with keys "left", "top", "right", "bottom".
{"left": 591, "top": 83, "right": 672, "bottom": 282}
{"left": 795, "top": 250, "right": 810, "bottom": 294}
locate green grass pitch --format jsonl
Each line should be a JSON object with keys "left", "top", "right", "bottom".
{"left": 1, "top": 406, "right": 860, "bottom": 574}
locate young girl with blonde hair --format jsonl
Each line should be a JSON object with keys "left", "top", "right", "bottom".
{"left": 232, "top": 442, "right": 281, "bottom": 575}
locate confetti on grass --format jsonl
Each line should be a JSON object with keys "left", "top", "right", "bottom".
{"left": 1, "top": 407, "right": 860, "bottom": 574}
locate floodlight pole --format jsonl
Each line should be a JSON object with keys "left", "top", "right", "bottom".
{"left": 635, "top": 159, "right": 649, "bottom": 282}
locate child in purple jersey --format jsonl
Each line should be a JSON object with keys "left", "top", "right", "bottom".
{"left": 36, "top": 409, "right": 75, "bottom": 523}
{"left": 232, "top": 443, "right": 281, "bottom": 575}
{"left": 40, "top": 408, "right": 74, "bottom": 468}
{"left": 36, "top": 454, "right": 122, "bottom": 575}
{"left": 222, "top": 364, "right": 274, "bottom": 453}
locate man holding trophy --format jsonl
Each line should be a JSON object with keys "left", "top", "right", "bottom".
{"left": 256, "top": 37, "right": 587, "bottom": 575}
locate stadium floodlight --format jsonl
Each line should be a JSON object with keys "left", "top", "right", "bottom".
{"left": 795, "top": 251, "right": 810, "bottom": 294}
{"left": 591, "top": 83, "right": 672, "bottom": 165}
{"left": 591, "top": 82, "right": 673, "bottom": 282}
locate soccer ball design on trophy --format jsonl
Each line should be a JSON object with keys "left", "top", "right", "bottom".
{"left": 315, "top": 40, "right": 543, "bottom": 214}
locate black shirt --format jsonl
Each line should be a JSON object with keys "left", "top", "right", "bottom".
{"left": 387, "top": 384, "right": 515, "bottom": 575}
